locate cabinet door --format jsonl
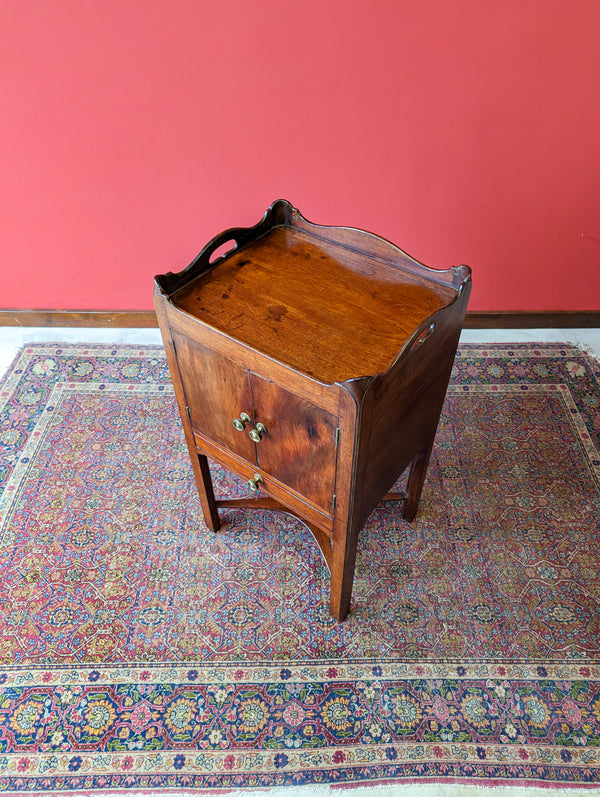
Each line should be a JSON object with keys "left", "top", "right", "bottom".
{"left": 249, "top": 373, "right": 338, "bottom": 513}
{"left": 173, "top": 333, "right": 256, "bottom": 464}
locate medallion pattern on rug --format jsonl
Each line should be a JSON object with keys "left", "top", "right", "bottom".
{"left": 0, "top": 342, "right": 599, "bottom": 791}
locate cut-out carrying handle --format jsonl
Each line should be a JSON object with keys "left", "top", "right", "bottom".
{"left": 155, "top": 200, "right": 294, "bottom": 296}
{"left": 207, "top": 235, "right": 239, "bottom": 264}
{"left": 412, "top": 322, "right": 436, "bottom": 347}
{"left": 194, "top": 200, "right": 292, "bottom": 272}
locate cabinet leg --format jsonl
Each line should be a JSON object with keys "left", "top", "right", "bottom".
{"left": 403, "top": 439, "right": 435, "bottom": 522}
{"left": 191, "top": 452, "right": 221, "bottom": 532}
{"left": 329, "top": 519, "right": 361, "bottom": 622}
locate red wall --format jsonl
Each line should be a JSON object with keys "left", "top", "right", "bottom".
{"left": 2, "top": 0, "right": 599, "bottom": 311}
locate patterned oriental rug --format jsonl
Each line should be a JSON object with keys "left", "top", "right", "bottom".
{"left": 0, "top": 342, "right": 600, "bottom": 794}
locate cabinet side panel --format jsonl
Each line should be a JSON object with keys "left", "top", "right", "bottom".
{"left": 355, "top": 303, "right": 467, "bottom": 527}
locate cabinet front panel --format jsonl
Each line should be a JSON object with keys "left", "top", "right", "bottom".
{"left": 249, "top": 373, "right": 338, "bottom": 513}
{"left": 173, "top": 333, "right": 256, "bottom": 464}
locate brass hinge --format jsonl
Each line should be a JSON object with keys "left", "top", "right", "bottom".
{"left": 186, "top": 406, "right": 192, "bottom": 423}
{"left": 335, "top": 427, "right": 340, "bottom": 447}
{"left": 332, "top": 494, "right": 337, "bottom": 512}
{"left": 171, "top": 338, "right": 177, "bottom": 357}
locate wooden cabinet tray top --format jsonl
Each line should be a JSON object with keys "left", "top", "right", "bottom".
{"left": 154, "top": 199, "right": 471, "bottom": 621}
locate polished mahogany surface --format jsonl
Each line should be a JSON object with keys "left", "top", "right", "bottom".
{"left": 172, "top": 226, "right": 456, "bottom": 384}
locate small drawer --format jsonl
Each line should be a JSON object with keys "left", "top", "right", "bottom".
{"left": 192, "top": 429, "right": 335, "bottom": 536}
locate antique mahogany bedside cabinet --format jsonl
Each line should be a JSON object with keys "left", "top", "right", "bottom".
{"left": 154, "top": 199, "right": 471, "bottom": 621}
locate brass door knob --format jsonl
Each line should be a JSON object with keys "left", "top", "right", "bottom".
{"left": 249, "top": 423, "right": 267, "bottom": 442}
{"left": 233, "top": 412, "right": 251, "bottom": 431}
{"left": 246, "top": 473, "right": 263, "bottom": 492}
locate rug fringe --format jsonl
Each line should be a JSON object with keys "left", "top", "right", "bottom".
{"left": 30, "top": 787, "right": 600, "bottom": 797}
{"left": 564, "top": 337, "right": 600, "bottom": 366}
{"left": 16, "top": 781, "right": 600, "bottom": 796}
{"left": 327, "top": 783, "right": 600, "bottom": 796}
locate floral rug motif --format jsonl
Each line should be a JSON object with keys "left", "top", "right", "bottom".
{"left": 0, "top": 342, "right": 599, "bottom": 792}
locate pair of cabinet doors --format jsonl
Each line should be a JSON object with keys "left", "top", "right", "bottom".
{"left": 172, "top": 333, "right": 338, "bottom": 516}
